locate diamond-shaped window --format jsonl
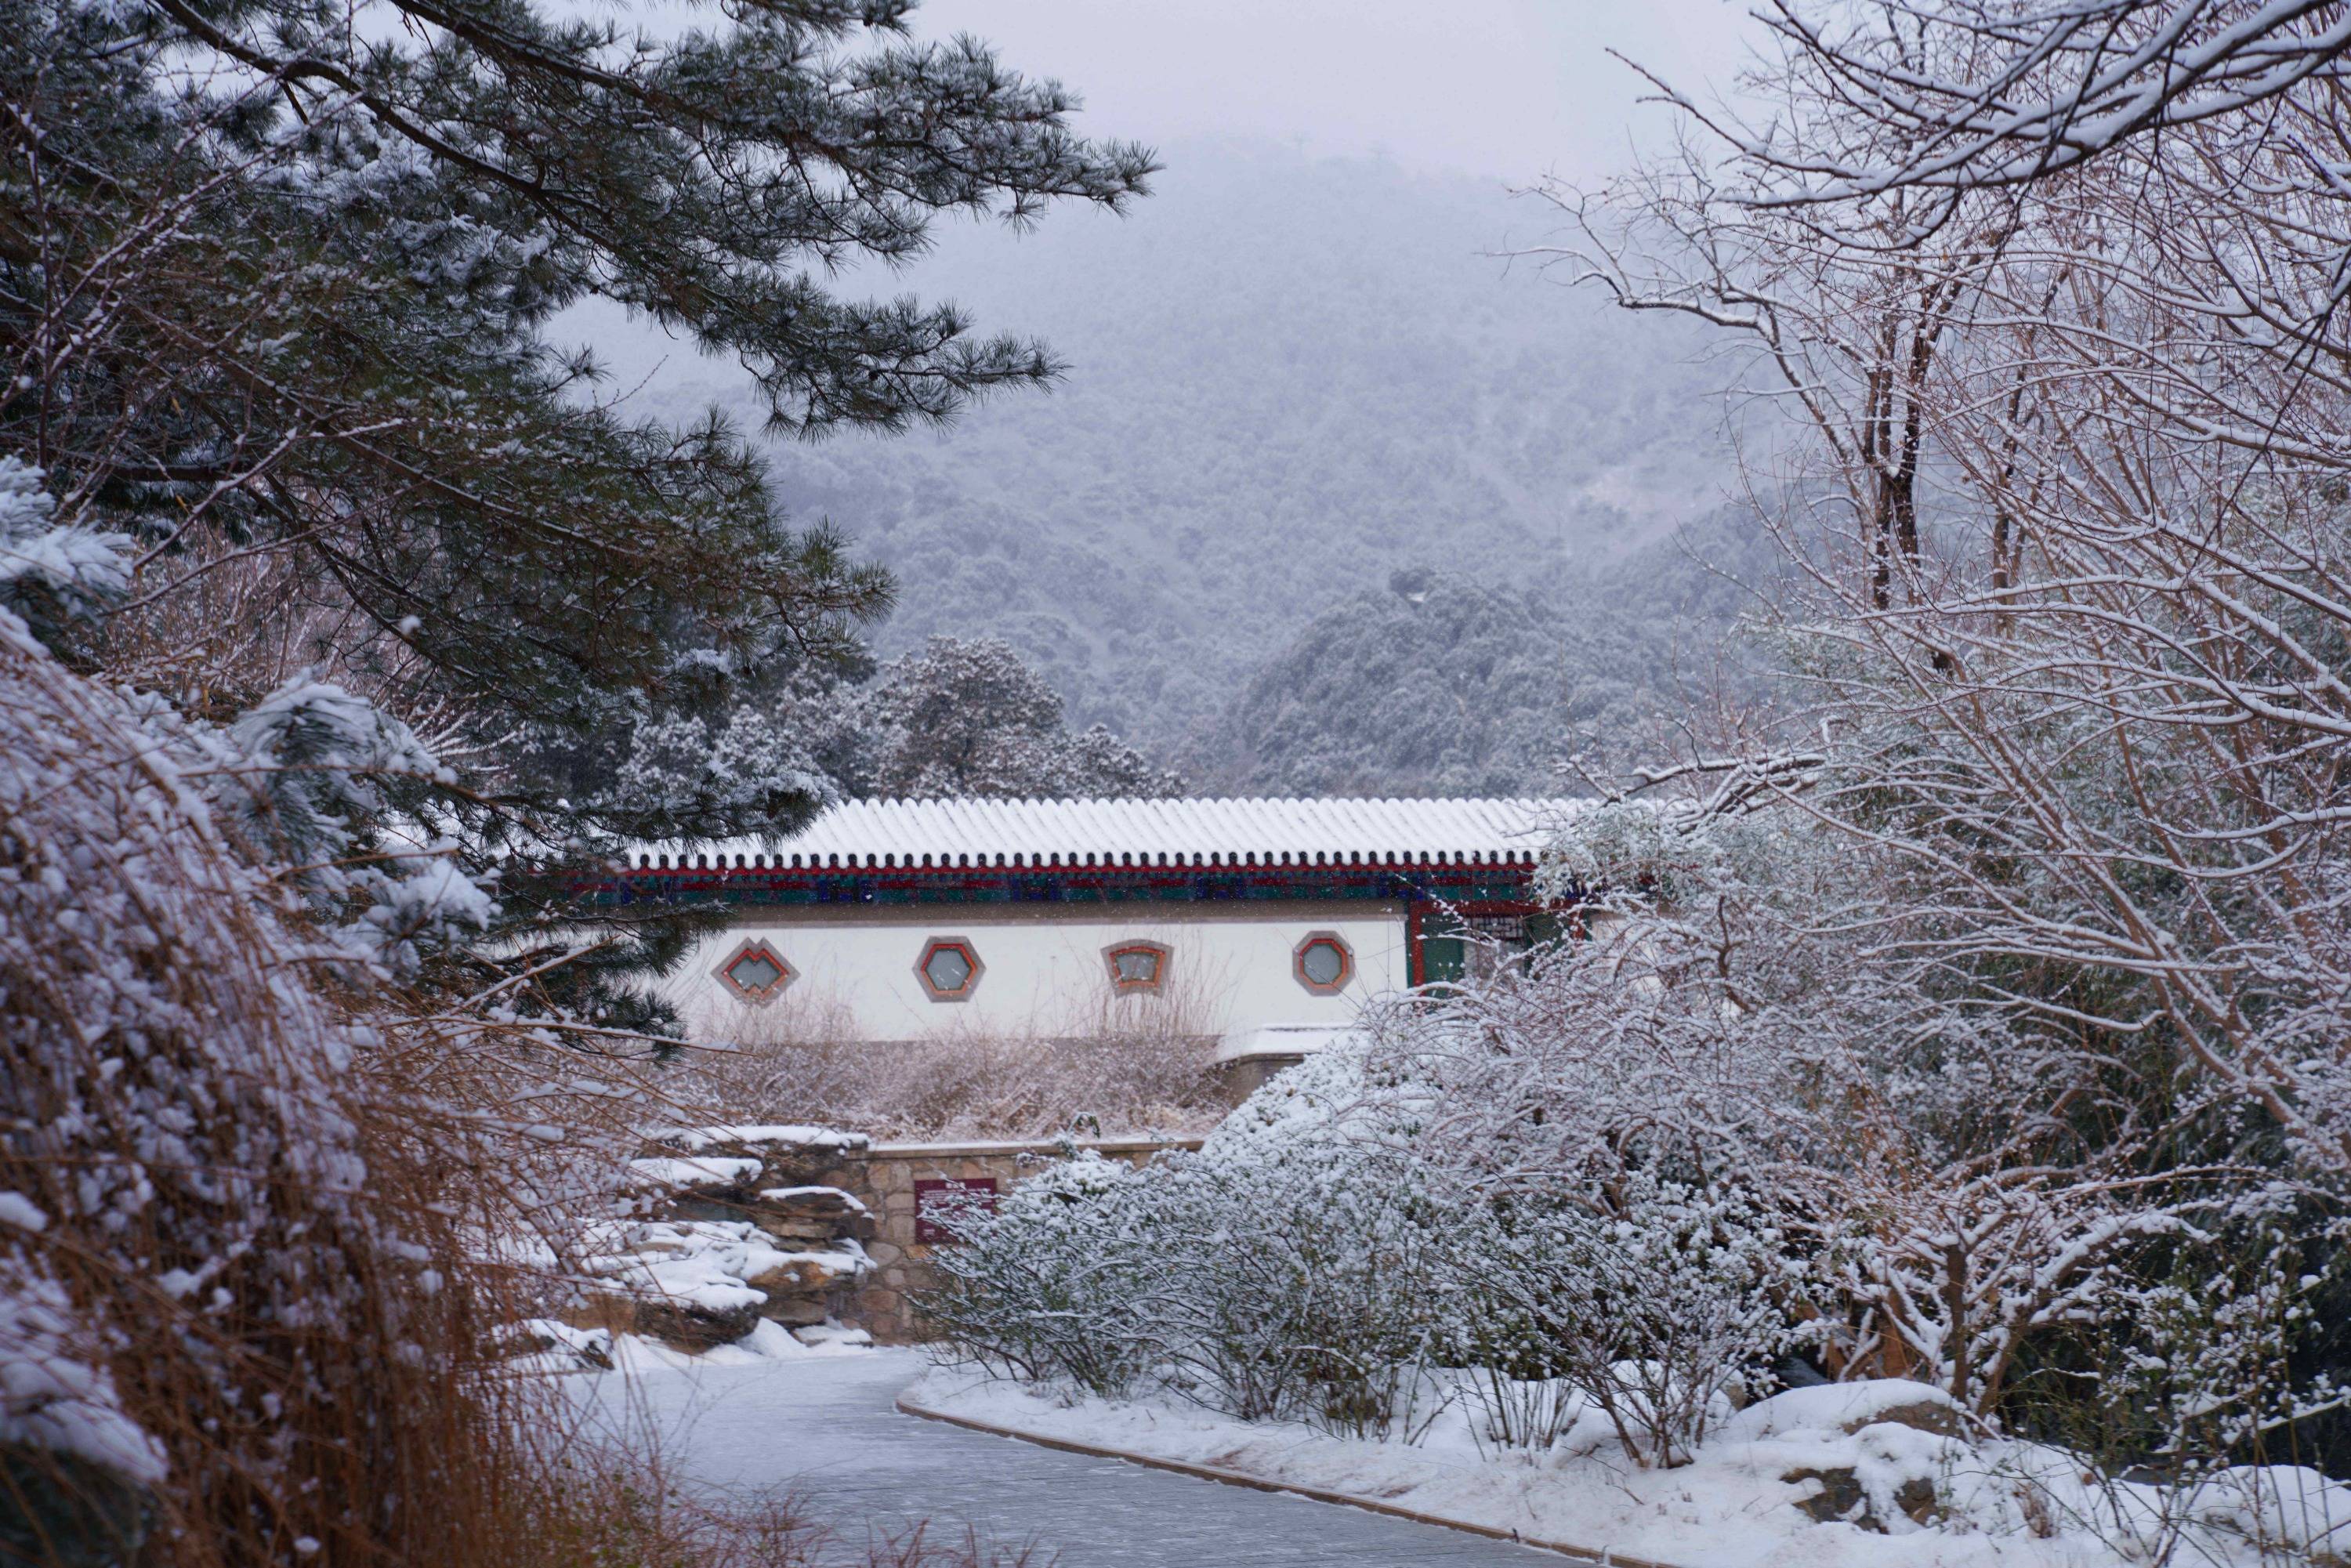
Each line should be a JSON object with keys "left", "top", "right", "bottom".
{"left": 915, "top": 937, "right": 984, "bottom": 1001}
{"left": 715, "top": 939, "right": 793, "bottom": 1004}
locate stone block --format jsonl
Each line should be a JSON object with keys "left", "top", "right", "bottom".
{"left": 754, "top": 1186, "right": 866, "bottom": 1220}
{"left": 1842, "top": 1400, "right": 1963, "bottom": 1438}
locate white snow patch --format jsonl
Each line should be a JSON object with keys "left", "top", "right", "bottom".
{"left": 759, "top": 1185, "right": 868, "bottom": 1213}
{"left": 901, "top": 1371, "right": 2315, "bottom": 1568}
{"left": 660, "top": 1124, "right": 870, "bottom": 1153}
{"left": 626, "top": 1155, "right": 763, "bottom": 1191}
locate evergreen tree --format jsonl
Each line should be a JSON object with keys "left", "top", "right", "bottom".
{"left": 1, "top": 0, "right": 1153, "bottom": 1026}
{"left": 849, "top": 636, "right": 1183, "bottom": 798}
{"left": 1198, "top": 516, "right": 1771, "bottom": 797}
{"left": 619, "top": 636, "right": 1184, "bottom": 809}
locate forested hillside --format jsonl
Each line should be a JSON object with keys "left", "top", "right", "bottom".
{"left": 1195, "top": 507, "right": 1776, "bottom": 795}
{"left": 626, "top": 139, "right": 1738, "bottom": 771}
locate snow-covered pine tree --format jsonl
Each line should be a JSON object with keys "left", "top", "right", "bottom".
{"left": 839, "top": 635, "right": 1185, "bottom": 799}
{"left": 607, "top": 634, "right": 1183, "bottom": 816}
{"left": 2, "top": 0, "right": 1154, "bottom": 1028}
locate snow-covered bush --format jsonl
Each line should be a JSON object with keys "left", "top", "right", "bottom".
{"left": 922, "top": 1153, "right": 1161, "bottom": 1399}
{"left": 1157, "top": 1142, "right": 1455, "bottom": 1439}
{"left": 927, "top": 1051, "right": 1462, "bottom": 1438}
{"left": 1450, "top": 1175, "right": 1809, "bottom": 1465}
{"left": 930, "top": 777, "right": 2341, "bottom": 1507}
{"left": 926, "top": 1037, "right": 1798, "bottom": 1454}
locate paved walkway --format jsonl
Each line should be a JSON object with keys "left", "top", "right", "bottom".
{"left": 589, "top": 1350, "right": 1563, "bottom": 1566}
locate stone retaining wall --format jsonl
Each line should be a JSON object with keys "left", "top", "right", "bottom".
{"left": 843, "top": 1137, "right": 1201, "bottom": 1343}
{"left": 584, "top": 1129, "right": 1201, "bottom": 1354}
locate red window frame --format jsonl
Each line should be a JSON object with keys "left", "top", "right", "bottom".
{"left": 914, "top": 936, "right": 985, "bottom": 1001}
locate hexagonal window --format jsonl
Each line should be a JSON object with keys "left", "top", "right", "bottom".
{"left": 1293, "top": 932, "right": 1353, "bottom": 995}
{"left": 715, "top": 938, "right": 793, "bottom": 1005}
{"left": 1104, "top": 940, "right": 1170, "bottom": 995}
{"left": 915, "top": 936, "right": 984, "bottom": 1001}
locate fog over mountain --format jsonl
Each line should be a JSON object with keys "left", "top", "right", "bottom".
{"left": 593, "top": 138, "right": 1751, "bottom": 791}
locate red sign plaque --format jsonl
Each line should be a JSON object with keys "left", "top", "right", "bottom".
{"left": 913, "top": 1177, "right": 999, "bottom": 1244}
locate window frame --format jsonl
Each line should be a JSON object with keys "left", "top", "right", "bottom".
{"left": 914, "top": 936, "right": 986, "bottom": 1002}
{"left": 1291, "top": 930, "right": 1354, "bottom": 996}
{"left": 713, "top": 936, "right": 795, "bottom": 1005}
{"left": 1102, "top": 939, "right": 1172, "bottom": 996}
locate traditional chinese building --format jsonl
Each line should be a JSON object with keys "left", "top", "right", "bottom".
{"left": 600, "top": 797, "right": 1582, "bottom": 1085}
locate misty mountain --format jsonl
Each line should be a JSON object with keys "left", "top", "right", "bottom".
{"left": 1194, "top": 508, "right": 1778, "bottom": 796}
{"left": 612, "top": 139, "right": 1741, "bottom": 777}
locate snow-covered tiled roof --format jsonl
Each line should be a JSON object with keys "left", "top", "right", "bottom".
{"left": 631, "top": 797, "right": 1583, "bottom": 871}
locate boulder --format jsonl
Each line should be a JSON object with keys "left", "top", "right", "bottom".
{"left": 1847, "top": 1399, "right": 1964, "bottom": 1438}
{"left": 1726, "top": 1378, "right": 1967, "bottom": 1443}
{"left": 633, "top": 1295, "right": 762, "bottom": 1353}
{"left": 756, "top": 1184, "right": 867, "bottom": 1219}
{"left": 610, "top": 1130, "right": 881, "bottom": 1357}
{"left": 746, "top": 1251, "right": 862, "bottom": 1297}
{"left": 651, "top": 1126, "right": 871, "bottom": 1193}
{"left": 752, "top": 1186, "right": 876, "bottom": 1241}
{"left": 795, "top": 1323, "right": 873, "bottom": 1350}
{"left": 516, "top": 1318, "right": 614, "bottom": 1371}
{"left": 1783, "top": 1467, "right": 1941, "bottom": 1531}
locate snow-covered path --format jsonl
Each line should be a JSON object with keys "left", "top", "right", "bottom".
{"left": 584, "top": 1350, "right": 1564, "bottom": 1566}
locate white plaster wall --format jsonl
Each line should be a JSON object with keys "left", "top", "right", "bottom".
{"left": 659, "top": 901, "right": 1407, "bottom": 1044}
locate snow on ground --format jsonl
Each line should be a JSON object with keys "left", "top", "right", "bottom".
{"left": 569, "top": 1349, "right": 1571, "bottom": 1566}
{"left": 903, "top": 1368, "right": 2351, "bottom": 1568}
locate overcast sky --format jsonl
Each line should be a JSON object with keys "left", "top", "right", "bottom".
{"left": 910, "top": 0, "right": 1761, "bottom": 185}
{"left": 563, "top": 1, "right": 1771, "bottom": 395}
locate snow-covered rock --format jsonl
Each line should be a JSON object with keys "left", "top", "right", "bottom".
{"left": 625, "top": 1155, "right": 765, "bottom": 1191}
{"left": 1722, "top": 1379, "right": 1966, "bottom": 1441}
{"left": 655, "top": 1124, "right": 871, "bottom": 1155}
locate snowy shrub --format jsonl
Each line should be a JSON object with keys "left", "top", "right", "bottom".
{"left": 923, "top": 1153, "right": 1161, "bottom": 1399}
{"left": 0, "top": 613, "right": 516, "bottom": 1560}
{"left": 928, "top": 1040, "right": 1792, "bottom": 1452}
{"left": 1450, "top": 1176, "right": 1809, "bottom": 1466}
{"left": 927, "top": 1050, "right": 1460, "bottom": 1436}
{"left": 1154, "top": 1143, "right": 1455, "bottom": 1439}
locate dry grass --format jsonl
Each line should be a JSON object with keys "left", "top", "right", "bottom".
{"left": 670, "top": 985, "right": 1233, "bottom": 1142}
{"left": 0, "top": 629, "right": 1046, "bottom": 1568}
